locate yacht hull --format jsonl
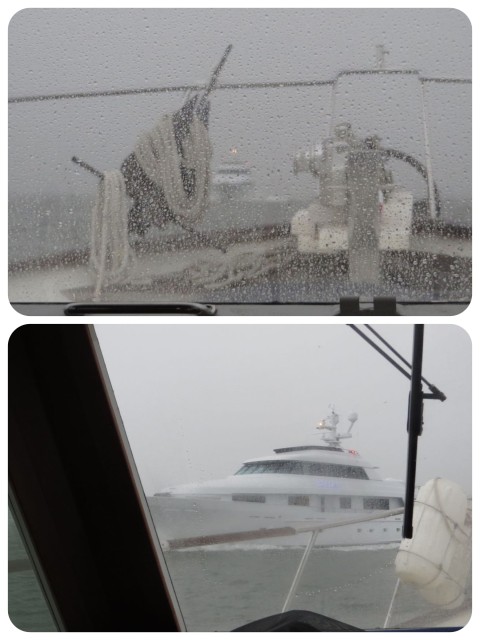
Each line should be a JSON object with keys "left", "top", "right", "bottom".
{"left": 148, "top": 495, "right": 403, "bottom": 549}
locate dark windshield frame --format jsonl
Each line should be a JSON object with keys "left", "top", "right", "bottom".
{"left": 8, "top": 325, "right": 183, "bottom": 631}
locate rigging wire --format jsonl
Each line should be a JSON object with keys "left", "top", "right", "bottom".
{"left": 9, "top": 75, "right": 471, "bottom": 105}
{"left": 347, "top": 325, "right": 413, "bottom": 382}
{"left": 8, "top": 80, "right": 335, "bottom": 104}
{"left": 348, "top": 325, "right": 445, "bottom": 401}
{"left": 363, "top": 325, "right": 446, "bottom": 400}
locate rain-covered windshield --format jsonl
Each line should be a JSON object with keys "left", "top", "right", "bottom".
{"left": 96, "top": 324, "right": 472, "bottom": 631}
{"left": 9, "top": 9, "right": 471, "bottom": 308}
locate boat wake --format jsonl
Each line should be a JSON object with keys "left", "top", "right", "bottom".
{"left": 168, "top": 541, "right": 401, "bottom": 553}
{"left": 327, "top": 542, "right": 400, "bottom": 552}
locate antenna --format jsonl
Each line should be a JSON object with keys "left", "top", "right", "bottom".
{"left": 317, "top": 410, "right": 358, "bottom": 447}
{"left": 375, "top": 44, "right": 390, "bottom": 69}
{"left": 347, "top": 412, "right": 358, "bottom": 434}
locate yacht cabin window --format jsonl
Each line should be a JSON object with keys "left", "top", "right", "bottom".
{"left": 363, "top": 497, "right": 390, "bottom": 510}
{"left": 232, "top": 494, "right": 266, "bottom": 503}
{"left": 235, "top": 460, "right": 369, "bottom": 480}
{"left": 288, "top": 495, "right": 310, "bottom": 506}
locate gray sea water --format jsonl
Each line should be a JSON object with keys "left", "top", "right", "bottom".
{"left": 162, "top": 545, "right": 471, "bottom": 631}
{"left": 8, "top": 511, "right": 57, "bottom": 632}
{"left": 8, "top": 504, "right": 472, "bottom": 633}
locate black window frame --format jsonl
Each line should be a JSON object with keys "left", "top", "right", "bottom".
{"left": 8, "top": 325, "right": 183, "bottom": 631}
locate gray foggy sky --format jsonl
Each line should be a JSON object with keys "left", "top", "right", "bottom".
{"left": 9, "top": 8, "right": 471, "bottom": 202}
{"left": 95, "top": 324, "right": 471, "bottom": 498}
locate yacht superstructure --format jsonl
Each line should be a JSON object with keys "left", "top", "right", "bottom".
{"left": 212, "top": 148, "right": 253, "bottom": 200}
{"left": 149, "top": 411, "right": 404, "bottom": 549}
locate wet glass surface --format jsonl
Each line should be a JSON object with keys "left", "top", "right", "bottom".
{"left": 8, "top": 9, "right": 471, "bottom": 309}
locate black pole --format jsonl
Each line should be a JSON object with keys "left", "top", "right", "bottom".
{"left": 402, "top": 325, "right": 425, "bottom": 539}
{"left": 203, "top": 44, "right": 233, "bottom": 99}
{"left": 71, "top": 156, "right": 104, "bottom": 179}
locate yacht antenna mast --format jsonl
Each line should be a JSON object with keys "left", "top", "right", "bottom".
{"left": 375, "top": 44, "right": 390, "bottom": 69}
{"left": 317, "top": 409, "right": 358, "bottom": 447}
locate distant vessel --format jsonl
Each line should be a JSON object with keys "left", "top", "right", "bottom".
{"left": 149, "top": 410, "right": 405, "bottom": 549}
{"left": 212, "top": 147, "right": 253, "bottom": 200}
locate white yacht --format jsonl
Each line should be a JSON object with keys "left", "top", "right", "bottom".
{"left": 148, "top": 411, "right": 405, "bottom": 549}
{"left": 212, "top": 148, "right": 253, "bottom": 200}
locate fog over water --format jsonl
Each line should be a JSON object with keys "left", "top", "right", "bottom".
{"left": 9, "top": 8, "right": 471, "bottom": 205}
{"left": 95, "top": 324, "right": 472, "bottom": 497}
